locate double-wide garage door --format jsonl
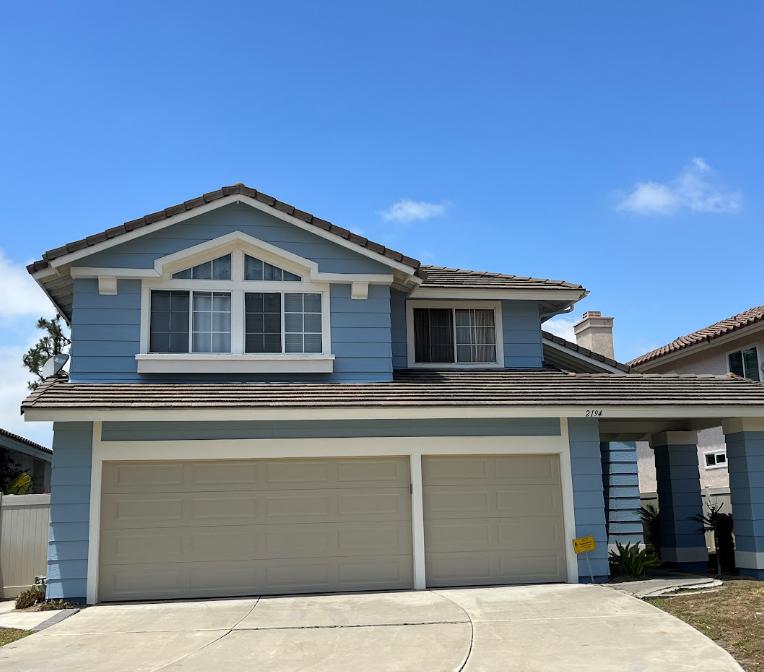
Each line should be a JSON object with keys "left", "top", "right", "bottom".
{"left": 99, "top": 457, "right": 414, "bottom": 601}
{"left": 98, "top": 454, "right": 566, "bottom": 601}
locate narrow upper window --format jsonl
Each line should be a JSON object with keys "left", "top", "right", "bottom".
{"left": 728, "top": 347, "right": 760, "bottom": 381}
{"left": 413, "top": 307, "right": 497, "bottom": 364}
{"left": 704, "top": 450, "right": 727, "bottom": 469}
{"left": 244, "top": 255, "right": 301, "bottom": 281}
{"left": 172, "top": 254, "right": 231, "bottom": 280}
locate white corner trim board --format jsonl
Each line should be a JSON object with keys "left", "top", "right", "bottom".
{"left": 85, "top": 427, "right": 579, "bottom": 604}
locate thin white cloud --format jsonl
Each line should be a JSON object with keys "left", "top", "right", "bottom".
{"left": 0, "top": 342, "right": 52, "bottom": 447}
{"left": 0, "top": 249, "right": 54, "bottom": 318}
{"left": 380, "top": 199, "right": 448, "bottom": 223}
{"left": 544, "top": 314, "right": 578, "bottom": 342}
{"left": 616, "top": 158, "right": 742, "bottom": 216}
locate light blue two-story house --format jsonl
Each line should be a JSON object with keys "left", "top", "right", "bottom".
{"left": 23, "top": 185, "right": 764, "bottom": 603}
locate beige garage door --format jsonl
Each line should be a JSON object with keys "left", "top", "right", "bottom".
{"left": 423, "top": 454, "right": 566, "bottom": 587}
{"left": 99, "top": 457, "right": 413, "bottom": 601}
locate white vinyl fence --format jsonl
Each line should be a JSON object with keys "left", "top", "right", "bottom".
{"left": 0, "top": 493, "right": 50, "bottom": 598}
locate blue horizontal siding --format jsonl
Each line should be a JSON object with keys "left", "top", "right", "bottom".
{"left": 390, "top": 289, "right": 408, "bottom": 369}
{"left": 69, "top": 275, "right": 395, "bottom": 384}
{"left": 601, "top": 441, "right": 642, "bottom": 547}
{"left": 568, "top": 418, "right": 608, "bottom": 579}
{"left": 101, "top": 417, "right": 561, "bottom": 441}
{"left": 725, "top": 431, "right": 764, "bottom": 564}
{"left": 47, "top": 422, "right": 92, "bottom": 601}
{"left": 75, "top": 203, "right": 390, "bottom": 275}
{"left": 503, "top": 301, "right": 543, "bottom": 368}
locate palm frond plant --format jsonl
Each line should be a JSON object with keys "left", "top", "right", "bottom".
{"left": 608, "top": 541, "right": 660, "bottom": 579}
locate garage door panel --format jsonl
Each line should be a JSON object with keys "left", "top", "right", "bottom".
{"left": 337, "top": 459, "right": 411, "bottom": 484}
{"left": 428, "top": 551, "right": 566, "bottom": 587}
{"left": 423, "top": 454, "right": 566, "bottom": 587}
{"left": 102, "top": 494, "right": 184, "bottom": 527}
{"left": 187, "top": 462, "right": 261, "bottom": 488}
{"left": 423, "top": 455, "right": 560, "bottom": 486}
{"left": 103, "top": 463, "right": 185, "bottom": 492}
{"left": 99, "top": 457, "right": 413, "bottom": 601}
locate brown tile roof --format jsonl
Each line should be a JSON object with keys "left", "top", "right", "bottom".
{"left": 419, "top": 266, "right": 585, "bottom": 291}
{"left": 0, "top": 427, "right": 52, "bottom": 454}
{"left": 542, "top": 331, "right": 631, "bottom": 373}
{"left": 27, "top": 184, "right": 421, "bottom": 274}
{"left": 21, "top": 370, "right": 764, "bottom": 412}
{"left": 630, "top": 305, "right": 764, "bottom": 368}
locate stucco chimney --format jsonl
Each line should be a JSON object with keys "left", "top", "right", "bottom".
{"left": 574, "top": 311, "right": 615, "bottom": 359}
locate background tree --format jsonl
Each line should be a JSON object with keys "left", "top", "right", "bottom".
{"left": 22, "top": 316, "right": 71, "bottom": 390}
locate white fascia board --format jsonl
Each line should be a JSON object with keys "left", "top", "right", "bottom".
{"left": 409, "top": 287, "right": 586, "bottom": 301}
{"left": 22, "top": 404, "right": 764, "bottom": 423}
{"left": 45, "top": 195, "right": 418, "bottom": 276}
{"left": 543, "top": 339, "right": 628, "bottom": 375}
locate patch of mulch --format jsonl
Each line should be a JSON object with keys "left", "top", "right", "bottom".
{"left": 648, "top": 579, "right": 764, "bottom": 670}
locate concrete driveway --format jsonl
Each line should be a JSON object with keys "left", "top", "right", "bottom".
{"left": 0, "top": 584, "right": 742, "bottom": 671}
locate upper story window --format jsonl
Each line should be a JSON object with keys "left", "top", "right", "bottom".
{"left": 728, "top": 347, "right": 760, "bottom": 381}
{"left": 138, "top": 245, "right": 333, "bottom": 372}
{"left": 407, "top": 301, "right": 503, "bottom": 367}
{"left": 704, "top": 450, "right": 727, "bottom": 469}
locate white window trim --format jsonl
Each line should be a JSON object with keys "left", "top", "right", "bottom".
{"left": 405, "top": 300, "right": 504, "bottom": 368}
{"left": 84, "top": 418, "right": 579, "bottom": 603}
{"left": 726, "top": 344, "right": 762, "bottom": 382}
{"left": 704, "top": 449, "right": 728, "bottom": 470}
{"left": 138, "top": 246, "right": 333, "bottom": 373}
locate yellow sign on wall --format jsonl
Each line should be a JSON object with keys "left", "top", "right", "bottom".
{"left": 572, "top": 536, "right": 596, "bottom": 554}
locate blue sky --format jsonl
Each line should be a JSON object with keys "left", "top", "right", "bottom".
{"left": 1, "top": 2, "right": 762, "bottom": 444}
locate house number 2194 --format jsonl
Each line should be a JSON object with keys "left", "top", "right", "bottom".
{"left": 585, "top": 409, "right": 604, "bottom": 417}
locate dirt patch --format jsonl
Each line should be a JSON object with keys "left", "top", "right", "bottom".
{"left": 0, "top": 628, "right": 31, "bottom": 647}
{"left": 648, "top": 579, "right": 764, "bottom": 670}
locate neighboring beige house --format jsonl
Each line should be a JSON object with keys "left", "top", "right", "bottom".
{"left": 629, "top": 305, "right": 764, "bottom": 496}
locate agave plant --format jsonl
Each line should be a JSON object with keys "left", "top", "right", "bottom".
{"left": 608, "top": 541, "right": 660, "bottom": 579}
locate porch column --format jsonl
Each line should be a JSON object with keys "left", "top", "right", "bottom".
{"left": 601, "top": 441, "right": 643, "bottom": 549}
{"left": 723, "top": 419, "right": 764, "bottom": 579}
{"left": 652, "top": 431, "right": 707, "bottom": 571}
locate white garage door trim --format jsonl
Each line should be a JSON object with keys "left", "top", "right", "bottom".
{"left": 86, "top": 419, "right": 579, "bottom": 603}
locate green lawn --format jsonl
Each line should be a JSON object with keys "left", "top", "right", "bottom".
{"left": 0, "top": 628, "right": 31, "bottom": 647}
{"left": 648, "top": 579, "right": 764, "bottom": 670}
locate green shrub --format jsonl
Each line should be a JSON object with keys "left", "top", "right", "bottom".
{"left": 15, "top": 585, "right": 45, "bottom": 610}
{"left": 608, "top": 541, "right": 661, "bottom": 579}
{"left": 640, "top": 505, "right": 661, "bottom": 556}
{"left": 39, "top": 600, "right": 78, "bottom": 611}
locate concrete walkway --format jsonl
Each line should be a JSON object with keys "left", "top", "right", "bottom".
{"left": 609, "top": 574, "right": 723, "bottom": 599}
{"left": 0, "top": 600, "right": 73, "bottom": 632}
{"left": 0, "top": 585, "right": 743, "bottom": 671}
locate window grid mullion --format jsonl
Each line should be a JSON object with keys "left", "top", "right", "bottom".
{"left": 281, "top": 292, "right": 286, "bottom": 354}
{"left": 188, "top": 291, "right": 193, "bottom": 353}
{"left": 452, "top": 309, "right": 458, "bottom": 363}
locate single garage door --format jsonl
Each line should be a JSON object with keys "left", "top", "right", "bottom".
{"left": 99, "top": 457, "right": 413, "bottom": 601}
{"left": 423, "top": 454, "right": 566, "bottom": 587}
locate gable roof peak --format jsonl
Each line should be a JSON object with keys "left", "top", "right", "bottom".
{"left": 28, "top": 183, "right": 421, "bottom": 275}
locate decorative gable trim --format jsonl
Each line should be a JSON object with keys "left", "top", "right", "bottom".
{"left": 70, "top": 231, "right": 395, "bottom": 295}
{"left": 40, "top": 193, "right": 419, "bottom": 276}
